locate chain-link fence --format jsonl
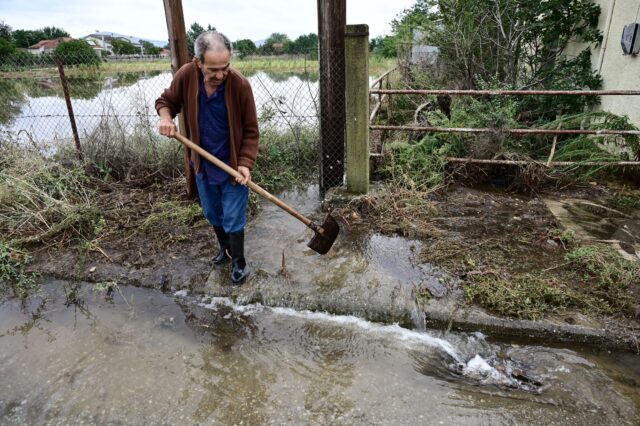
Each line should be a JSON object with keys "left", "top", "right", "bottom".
{"left": 318, "top": 48, "right": 346, "bottom": 191}
{"left": 0, "top": 50, "right": 323, "bottom": 181}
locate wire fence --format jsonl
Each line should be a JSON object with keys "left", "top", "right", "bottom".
{"left": 0, "top": 51, "right": 323, "bottom": 178}
{"left": 369, "top": 63, "right": 640, "bottom": 169}
{"left": 318, "top": 48, "right": 346, "bottom": 191}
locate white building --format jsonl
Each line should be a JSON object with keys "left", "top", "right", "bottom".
{"left": 566, "top": 1, "right": 640, "bottom": 127}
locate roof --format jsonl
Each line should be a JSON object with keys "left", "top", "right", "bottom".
{"left": 28, "top": 37, "right": 74, "bottom": 50}
{"left": 84, "top": 31, "right": 165, "bottom": 47}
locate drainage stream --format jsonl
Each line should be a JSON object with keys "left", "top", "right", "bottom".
{"left": 0, "top": 282, "right": 638, "bottom": 425}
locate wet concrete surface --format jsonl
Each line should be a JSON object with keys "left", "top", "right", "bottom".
{"left": 202, "top": 185, "right": 454, "bottom": 327}
{"left": 543, "top": 197, "right": 640, "bottom": 261}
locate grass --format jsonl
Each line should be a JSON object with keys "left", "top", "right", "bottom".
{"left": 0, "top": 242, "right": 39, "bottom": 300}
{"left": 464, "top": 244, "right": 639, "bottom": 320}
{"left": 253, "top": 127, "right": 320, "bottom": 191}
{"left": 0, "top": 111, "right": 321, "bottom": 298}
{"left": 0, "top": 143, "right": 101, "bottom": 245}
{"left": 140, "top": 201, "right": 202, "bottom": 234}
{"left": 0, "top": 54, "right": 395, "bottom": 80}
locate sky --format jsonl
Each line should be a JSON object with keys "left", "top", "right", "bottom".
{"left": 0, "top": 0, "right": 417, "bottom": 43}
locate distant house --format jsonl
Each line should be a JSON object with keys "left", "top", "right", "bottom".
{"left": 84, "top": 31, "right": 165, "bottom": 51}
{"left": 81, "top": 36, "right": 113, "bottom": 55}
{"left": 27, "top": 37, "right": 74, "bottom": 55}
{"left": 411, "top": 30, "right": 439, "bottom": 64}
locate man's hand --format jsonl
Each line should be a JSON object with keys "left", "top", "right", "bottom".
{"left": 158, "top": 108, "right": 176, "bottom": 137}
{"left": 159, "top": 117, "right": 176, "bottom": 137}
{"left": 236, "top": 166, "right": 251, "bottom": 185}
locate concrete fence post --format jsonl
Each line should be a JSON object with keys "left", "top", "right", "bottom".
{"left": 345, "top": 24, "right": 369, "bottom": 194}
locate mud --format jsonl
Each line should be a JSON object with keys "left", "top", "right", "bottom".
{"left": 25, "top": 180, "right": 640, "bottom": 352}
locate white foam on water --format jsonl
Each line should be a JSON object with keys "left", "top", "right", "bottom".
{"left": 195, "top": 298, "right": 539, "bottom": 388}
{"left": 462, "top": 355, "right": 514, "bottom": 386}
{"left": 199, "top": 297, "right": 235, "bottom": 310}
{"left": 232, "top": 303, "right": 463, "bottom": 363}
{"left": 173, "top": 290, "right": 189, "bottom": 297}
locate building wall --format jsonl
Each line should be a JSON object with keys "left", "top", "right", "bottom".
{"left": 567, "top": 1, "right": 640, "bottom": 127}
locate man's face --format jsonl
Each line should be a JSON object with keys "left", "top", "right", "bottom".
{"left": 198, "top": 49, "right": 231, "bottom": 86}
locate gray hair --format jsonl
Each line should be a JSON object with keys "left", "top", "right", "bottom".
{"left": 194, "top": 31, "right": 232, "bottom": 61}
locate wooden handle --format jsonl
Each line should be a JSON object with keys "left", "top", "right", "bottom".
{"left": 173, "top": 133, "right": 314, "bottom": 228}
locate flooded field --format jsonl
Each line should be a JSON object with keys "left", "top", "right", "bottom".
{"left": 0, "top": 69, "right": 320, "bottom": 146}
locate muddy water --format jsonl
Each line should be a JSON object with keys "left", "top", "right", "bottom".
{"left": 544, "top": 197, "right": 640, "bottom": 261}
{"left": 205, "top": 185, "right": 453, "bottom": 326}
{"left": 0, "top": 282, "right": 638, "bottom": 425}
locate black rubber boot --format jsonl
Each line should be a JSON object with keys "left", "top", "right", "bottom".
{"left": 229, "top": 230, "right": 249, "bottom": 285}
{"left": 213, "top": 226, "right": 230, "bottom": 265}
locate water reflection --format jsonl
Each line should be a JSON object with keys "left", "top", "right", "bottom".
{"left": 0, "top": 79, "right": 26, "bottom": 125}
{"left": 1, "top": 282, "right": 638, "bottom": 424}
{"left": 0, "top": 70, "right": 319, "bottom": 145}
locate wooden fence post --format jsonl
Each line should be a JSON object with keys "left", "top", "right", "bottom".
{"left": 317, "top": 0, "right": 346, "bottom": 192}
{"left": 55, "top": 57, "right": 83, "bottom": 162}
{"left": 345, "top": 24, "right": 369, "bottom": 194}
{"left": 163, "top": 0, "right": 195, "bottom": 199}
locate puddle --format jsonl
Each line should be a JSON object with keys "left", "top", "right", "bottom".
{"left": 203, "top": 185, "right": 455, "bottom": 326}
{"left": 0, "top": 282, "right": 638, "bottom": 425}
{"left": 543, "top": 197, "right": 640, "bottom": 261}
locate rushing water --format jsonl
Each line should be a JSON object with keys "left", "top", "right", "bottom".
{"left": 0, "top": 282, "right": 638, "bottom": 425}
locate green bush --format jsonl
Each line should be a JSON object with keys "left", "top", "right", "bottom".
{"left": 0, "top": 242, "right": 39, "bottom": 299}
{"left": 54, "top": 40, "right": 100, "bottom": 66}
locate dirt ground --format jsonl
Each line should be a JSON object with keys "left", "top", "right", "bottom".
{"left": 27, "top": 178, "right": 640, "bottom": 345}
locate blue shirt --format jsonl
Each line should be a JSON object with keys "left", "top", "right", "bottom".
{"left": 198, "top": 80, "right": 231, "bottom": 184}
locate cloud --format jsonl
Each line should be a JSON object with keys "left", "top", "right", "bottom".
{"left": 0, "top": 0, "right": 415, "bottom": 42}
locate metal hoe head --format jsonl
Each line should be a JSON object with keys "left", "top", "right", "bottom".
{"left": 307, "top": 213, "right": 340, "bottom": 255}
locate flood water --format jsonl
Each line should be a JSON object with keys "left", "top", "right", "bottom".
{"left": 0, "top": 69, "right": 320, "bottom": 145}
{"left": 0, "top": 282, "right": 638, "bottom": 425}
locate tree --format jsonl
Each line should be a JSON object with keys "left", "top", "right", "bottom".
{"left": 13, "top": 30, "right": 44, "bottom": 48}
{"left": 370, "top": 35, "right": 398, "bottom": 58}
{"left": 141, "top": 40, "right": 161, "bottom": 55}
{"left": 261, "top": 33, "right": 290, "bottom": 55}
{"left": 287, "top": 33, "right": 318, "bottom": 55}
{"left": 397, "top": 0, "right": 601, "bottom": 90}
{"left": 187, "top": 22, "right": 215, "bottom": 56}
{"left": 0, "top": 22, "right": 17, "bottom": 57}
{"left": 233, "top": 39, "right": 257, "bottom": 59}
{"left": 0, "top": 21, "right": 13, "bottom": 41}
{"left": 54, "top": 40, "right": 100, "bottom": 66}
{"left": 11, "top": 26, "right": 69, "bottom": 48}
{"left": 0, "top": 38, "right": 17, "bottom": 57}
{"left": 111, "top": 39, "right": 137, "bottom": 55}
{"left": 41, "top": 26, "right": 69, "bottom": 39}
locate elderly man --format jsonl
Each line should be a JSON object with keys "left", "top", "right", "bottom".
{"left": 155, "top": 31, "right": 259, "bottom": 285}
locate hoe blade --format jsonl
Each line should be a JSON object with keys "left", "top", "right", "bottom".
{"left": 307, "top": 213, "right": 340, "bottom": 255}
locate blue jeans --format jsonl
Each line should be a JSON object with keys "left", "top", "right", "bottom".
{"left": 195, "top": 173, "right": 248, "bottom": 233}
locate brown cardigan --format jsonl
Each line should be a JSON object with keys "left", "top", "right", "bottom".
{"left": 155, "top": 61, "right": 259, "bottom": 172}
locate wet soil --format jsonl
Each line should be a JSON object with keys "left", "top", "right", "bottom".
{"left": 25, "top": 179, "right": 640, "bottom": 350}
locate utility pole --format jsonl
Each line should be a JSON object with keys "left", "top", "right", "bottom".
{"left": 317, "top": 0, "right": 346, "bottom": 192}
{"left": 163, "top": 0, "right": 195, "bottom": 198}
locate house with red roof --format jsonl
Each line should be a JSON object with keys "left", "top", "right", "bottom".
{"left": 27, "top": 37, "right": 75, "bottom": 55}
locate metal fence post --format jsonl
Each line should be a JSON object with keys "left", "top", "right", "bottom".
{"left": 55, "top": 56, "right": 83, "bottom": 161}
{"left": 345, "top": 24, "right": 369, "bottom": 194}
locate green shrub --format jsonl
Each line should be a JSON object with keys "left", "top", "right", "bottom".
{"left": 0, "top": 242, "right": 39, "bottom": 299}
